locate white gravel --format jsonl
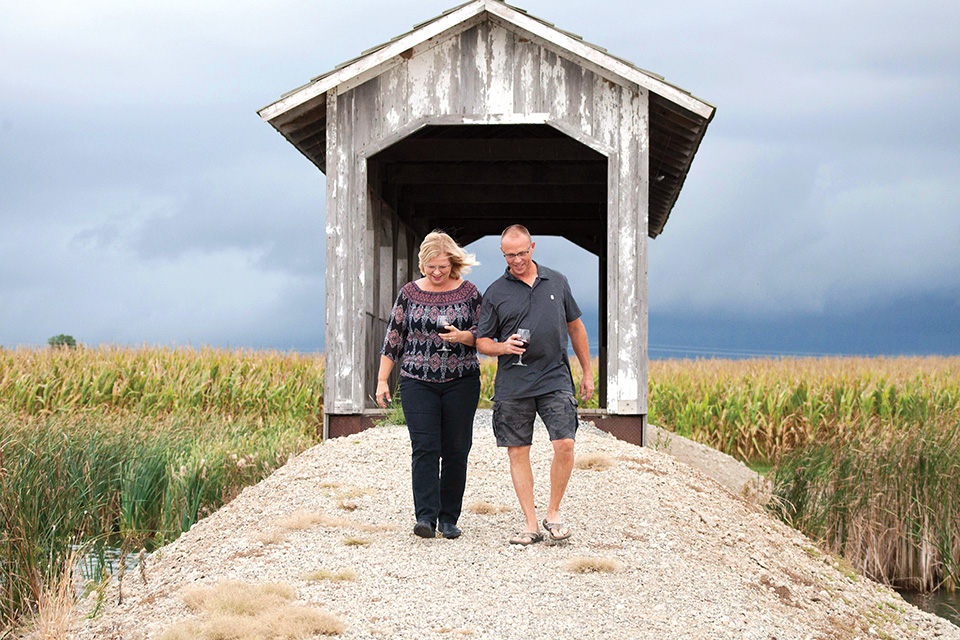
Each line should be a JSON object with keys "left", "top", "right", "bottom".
{"left": 70, "top": 410, "right": 960, "bottom": 640}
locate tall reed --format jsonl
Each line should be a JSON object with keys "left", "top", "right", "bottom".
{"left": 770, "top": 417, "right": 960, "bottom": 592}
{"left": 0, "top": 409, "right": 317, "bottom": 626}
{"left": 0, "top": 345, "right": 325, "bottom": 629}
{"left": 650, "top": 356, "right": 960, "bottom": 593}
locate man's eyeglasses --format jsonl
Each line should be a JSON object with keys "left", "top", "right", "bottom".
{"left": 502, "top": 248, "right": 531, "bottom": 260}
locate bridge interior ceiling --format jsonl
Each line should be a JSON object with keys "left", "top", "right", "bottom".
{"left": 368, "top": 124, "right": 608, "bottom": 255}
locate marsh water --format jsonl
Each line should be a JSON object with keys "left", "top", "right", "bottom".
{"left": 898, "top": 589, "right": 960, "bottom": 627}
{"left": 72, "top": 546, "right": 150, "bottom": 598}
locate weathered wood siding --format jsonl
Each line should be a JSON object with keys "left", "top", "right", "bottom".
{"left": 325, "top": 20, "right": 648, "bottom": 415}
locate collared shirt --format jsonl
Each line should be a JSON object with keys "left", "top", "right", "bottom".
{"left": 477, "top": 263, "right": 581, "bottom": 401}
{"left": 381, "top": 280, "right": 482, "bottom": 382}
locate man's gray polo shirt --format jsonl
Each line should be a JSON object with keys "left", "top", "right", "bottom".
{"left": 478, "top": 263, "right": 581, "bottom": 401}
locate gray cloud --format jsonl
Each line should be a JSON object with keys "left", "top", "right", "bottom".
{"left": 2, "top": 0, "right": 958, "bottom": 355}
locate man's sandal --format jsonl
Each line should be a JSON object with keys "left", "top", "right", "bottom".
{"left": 508, "top": 531, "right": 543, "bottom": 546}
{"left": 542, "top": 519, "right": 572, "bottom": 541}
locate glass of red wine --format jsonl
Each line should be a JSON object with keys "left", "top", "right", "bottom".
{"left": 437, "top": 314, "right": 452, "bottom": 352}
{"left": 515, "top": 328, "right": 530, "bottom": 366}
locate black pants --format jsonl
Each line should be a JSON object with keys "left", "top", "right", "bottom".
{"left": 399, "top": 374, "right": 480, "bottom": 526}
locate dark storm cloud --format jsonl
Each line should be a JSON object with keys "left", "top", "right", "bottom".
{"left": 649, "top": 288, "right": 960, "bottom": 359}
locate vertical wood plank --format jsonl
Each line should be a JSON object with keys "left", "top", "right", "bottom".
{"left": 458, "top": 25, "right": 480, "bottom": 114}
{"left": 329, "top": 86, "right": 368, "bottom": 413}
{"left": 380, "top": 62, "right": 407, "bottom": 138}
{"left": 513, "top": 35, "right": 540, "bottom": 114}
{"left": 365, "top": 185, "right": 381, "bottom": 406}
{"left": 378, "top": 207, "right": 395, "bottom": 321}
{"left": 567, "top": 62, "right": 594, "bottom": 138}
{"left": 605, "top": 151, "right": 622, "bottom": 411}
{"left": 407, "top": 38, "right": 436, "bottom": 123}
{"left": 432, "top": 35, "right": 458, "bottom": 117}
{"left": 327, "top": 88, "right": 363, "bottom": 413}
{"left": 324, "top": 89, "right": 340, "bottom": 416}
{"left": 636, "top": 88, "right": 650, "bottom": 414}
{"left": 559, "top": 56, "right": 582, "bottom": 132}
{"left": 614, "top": 83, "right": 641, "bottom": 414}
{"left": 593, "top": 75, "right": 623, "bottom": 411}
{"left": 352, "top": 75, "right": 380, "bottom": 151}
{"left": 485, "top": 21, "right": 513, "bottom": 114}
{"left": 473, "top": 22, "right": 490, "bottom": 115}
{"left": 537, "top": 48, "right": 558, "bottom": 115}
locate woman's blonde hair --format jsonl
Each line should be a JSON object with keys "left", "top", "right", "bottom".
{"left": 418, "top": 230, "right": 479, "bottom": 280}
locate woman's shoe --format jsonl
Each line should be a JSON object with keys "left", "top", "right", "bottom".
{"left": 438, "top": 522, "right": 461, "bottom": 539}
{"left": 413, "top": 520, "right": 436, "bottom": 538}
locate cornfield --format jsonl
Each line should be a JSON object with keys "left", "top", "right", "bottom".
{"left": 3, "top": 347, "right": 959, "bottom": 630}
{"left": 649, "top": 356, "right": 960, "bottom": 465}
{"left": 0, "top": 344, "right": 325, "bottom": 418}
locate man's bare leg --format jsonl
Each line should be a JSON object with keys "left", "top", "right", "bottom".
{"left": 545, "top": 438, "right": 574, "bottom": 538}
{"left": 506, "top": 445, "right": 539, "bottom": 535}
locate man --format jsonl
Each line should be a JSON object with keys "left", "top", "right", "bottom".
{"left": 476, "top": 224, "right": 594, "bottom": 545}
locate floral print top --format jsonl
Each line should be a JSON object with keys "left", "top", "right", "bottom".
{"left": 380, "top": 280, "right": 482, "bottom": 382}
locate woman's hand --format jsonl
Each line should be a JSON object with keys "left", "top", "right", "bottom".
{"left": 438, "top": 325, "right": 460, "bottom": 344}
{"left": 376, "top": 379, "right": 391, "bottom": 408}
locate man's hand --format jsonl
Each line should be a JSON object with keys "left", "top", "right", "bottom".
{"left": 476, "top": 335, "right": 526, "bottom": 357}
{"left": 579, "top": 372, "right": 595, "bottom": 402}
{"left": 501, "top": 333, "right": 526, "bottom": 356}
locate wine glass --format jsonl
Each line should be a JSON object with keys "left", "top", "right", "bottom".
{"left": 514, "top": 328, "right": 530, "bottom": 366}
{"left": 437, "top": 314, "right": 452, "bottom": 352}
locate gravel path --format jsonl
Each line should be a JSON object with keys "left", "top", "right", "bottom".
{"left": 70, "top": 411, "right": 959, "bottom": 640}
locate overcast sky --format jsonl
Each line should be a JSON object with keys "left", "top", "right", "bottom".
{"left": 2, "top": 0, "right": 958, "bottom": 358}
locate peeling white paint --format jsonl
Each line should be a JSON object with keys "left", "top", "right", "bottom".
{"left": 319, "top": 19, "right": 655, "bottom": 418}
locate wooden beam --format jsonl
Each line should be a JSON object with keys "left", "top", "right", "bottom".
{"left": 399, "top": 183, "right": 606, "bottom": 204}
{"left": 423, "top": 215, "right": 601, "bottom": 231}
{"left": 372, "top": 139, "right": 604, "bottom": 162}
{"left": 382, "top": 161, "right": 606, "bottom": 185}
{"left": 407, "top": 202, "right": 604, "bottom": 221}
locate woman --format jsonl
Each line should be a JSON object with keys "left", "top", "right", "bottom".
{"left": 376, "top": 231, "right": 482, "bottom": 539}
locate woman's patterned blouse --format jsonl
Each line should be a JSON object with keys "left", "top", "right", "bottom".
{"left": 380, "top": 280, "right": 482, "bottom": 382}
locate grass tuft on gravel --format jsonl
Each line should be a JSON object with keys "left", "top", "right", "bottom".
{"left": 467, "top": 500, "right": 510, "bottom": 515}
{"left": 563, "top": 556, "right": 622, "bottom": 574}
{"left": 575, "top": 452, "right": 616, "bottom": 470}
{"left": 302, "top": 568, "right": 358, "bottom": 582}
{"left": 163, "top": 581, "right": 343, "bottom": 639}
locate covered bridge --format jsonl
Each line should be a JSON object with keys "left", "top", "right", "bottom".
{"left": 258, "top": 0, "right": 715, "bottom": 443}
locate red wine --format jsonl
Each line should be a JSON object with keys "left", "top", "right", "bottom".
{"left": 519, "top": 340, "right": 530, "bottom": 349}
